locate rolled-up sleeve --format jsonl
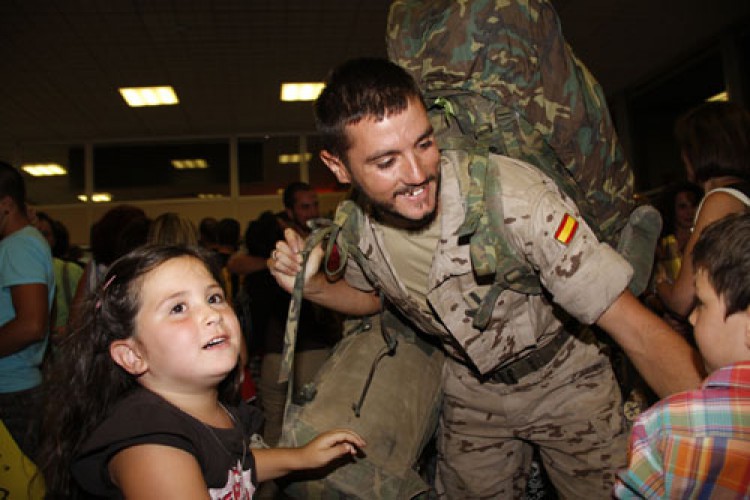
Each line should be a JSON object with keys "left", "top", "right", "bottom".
{"left": 509, "top": 185, "right": 633, "bottom": 325}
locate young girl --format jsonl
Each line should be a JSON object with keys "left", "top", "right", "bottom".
{"left": 38, "top": 244, "right": 364, "bottom": 498}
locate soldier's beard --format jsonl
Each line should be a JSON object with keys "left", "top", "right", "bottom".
{"left": 352, "top": 175, "right": 440, "bottom": 231}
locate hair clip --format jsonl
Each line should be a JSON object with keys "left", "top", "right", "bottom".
{"left": 101, "top": 274, "right": 117, "bottom": 291}
{"left": 95, "top": 274, "right": 117, "bottom": 311}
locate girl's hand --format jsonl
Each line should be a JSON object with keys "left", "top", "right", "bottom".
{"left": 253, "top": 429, "right": 366, "bottom": 481}
{"left": 301, "top": 429, "right": 366, "bottom": 468}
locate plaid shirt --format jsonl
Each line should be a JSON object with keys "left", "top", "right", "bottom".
{"left": 615, "top": 361, "right": 750, "bottom": 498}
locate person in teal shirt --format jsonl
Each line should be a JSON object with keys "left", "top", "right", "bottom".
{"left": 0, "top": 160, "right": 55, "bottom": 461}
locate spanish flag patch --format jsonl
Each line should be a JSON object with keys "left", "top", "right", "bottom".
{"left": 554, "top": 213, "right": 578, "bottom": 245}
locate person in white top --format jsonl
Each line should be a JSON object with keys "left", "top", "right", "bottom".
{"left": 657, "top": 101, "right": 750, "bottom": 318}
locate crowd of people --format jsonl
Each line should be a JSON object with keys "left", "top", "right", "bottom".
{"left": 1, "top": 0, "right": 749, "bottom": 498}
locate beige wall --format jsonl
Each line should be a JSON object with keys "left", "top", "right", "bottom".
{"left": 38, "top": 191, "right": 348, "bottom": 248}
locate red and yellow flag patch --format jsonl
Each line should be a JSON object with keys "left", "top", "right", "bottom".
{"left": 554, "top": 213, "right": 578, "bottom": 245}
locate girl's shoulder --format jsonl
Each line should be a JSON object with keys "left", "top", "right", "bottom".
{"left": 71, "top": 388, "right": 204, "bottom": 496}
{"left": 704, "top": 185, "right": 750, "bottom": 205}
{"left": 695, "top": 187, "right": 750, "bottom": 227}
{"left": 80, "top": 388, "right": 198, "bottom": 450}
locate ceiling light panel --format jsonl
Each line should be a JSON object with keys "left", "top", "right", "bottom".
{"left": 278, "top": 153, "right": 312, "bottom": 164}
{"left": 21, "top": 164, "right": 67, "bottom": 176}
{"left": 171, "top": 158, "right": 208, "bottom": 169}
{"left": 280, "top": 83, "right": 325, "bottom": 102}
{"left": 119, "top": 86, "right": 179, "bottom": 107}
{"left": 77, "top": 193, "right": 112, "bottom": 203}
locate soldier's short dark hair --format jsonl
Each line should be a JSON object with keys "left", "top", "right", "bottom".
{"left": 314, "top": 57, "right": 425, "bottom": 162}
{"left": 693, "top": 212, "right": 750, "bottom": 317}
{"left": 675, "top": 101, "right": 750, "bottom": 184}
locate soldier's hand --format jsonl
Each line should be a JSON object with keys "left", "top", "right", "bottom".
{"left": 268, "top": 227, "right": 324, "bottom": 294}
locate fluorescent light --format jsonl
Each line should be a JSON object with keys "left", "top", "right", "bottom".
{"left": 77, "top": 193, "right": 112, "bottom": 203}
{"left": 197, "top": 193, "right": 224, "bottom": 199}
{"left": 706, "top": 91, "right": 728, "bottom": 102}
{"left": 119, "top": 86, "right": 179, "bottom": 107}
{"left": 278, "top": 153, "right": 313, "bottom": 164}
{"left": 21, "top": 164, "right": 67, "bottom": 177}
{"left": 171, "top": 158, "right": 208, "bottom": 169}
{"left": 280, "top": 82, "right": 325, "bottom": 102}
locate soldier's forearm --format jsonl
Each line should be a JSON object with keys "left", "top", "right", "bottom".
{"left": 597, "top": 290, "right": 705, "bottom": 397}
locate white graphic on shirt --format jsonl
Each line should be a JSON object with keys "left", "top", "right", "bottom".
{"left": 208, "top": 460, "right": 255, "bottom": 499}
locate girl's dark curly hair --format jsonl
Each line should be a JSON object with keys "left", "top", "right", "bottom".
{"left": 37, "top": 244, "right": 241, "bottom": 498}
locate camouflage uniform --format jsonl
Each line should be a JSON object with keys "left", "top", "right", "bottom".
{"left": 343, "top": 150, "right": 632, "bottom": 498}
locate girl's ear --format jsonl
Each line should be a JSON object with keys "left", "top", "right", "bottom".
{"left": 110, "top": 339, "right": 148, "bottom": 376}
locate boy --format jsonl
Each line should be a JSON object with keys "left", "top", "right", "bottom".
{"left": 616, "top": 212, "right": 750, "bottom": 497}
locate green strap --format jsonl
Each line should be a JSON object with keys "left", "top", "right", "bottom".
{"left": 279, "top": 202, "right": 374, "bottom": 389}
{"left": 430, "top": 94, "right": 542, "bottom": 330}
{"left": 280, "top": 202, "right": 402, "bottom": 420}
{"left": 278, "top": 231, "right": 327, "bottom": 385}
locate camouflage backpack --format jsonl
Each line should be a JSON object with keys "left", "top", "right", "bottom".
{"left": 386, "top": 0, "right": 661, "bottom": 328}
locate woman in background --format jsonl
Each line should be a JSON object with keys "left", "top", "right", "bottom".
{"left": 656, "top": 101, "right": 750, "bottom": 318}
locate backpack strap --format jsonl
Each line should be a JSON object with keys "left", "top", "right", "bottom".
{"left": 429, "top": 93, "right": 542, "bottom": 330}
{"left": 279, "top": 200, "right": 380, "bottom": 385}
{"left": 280, "top": 201, "right": 402, "bottom": 421}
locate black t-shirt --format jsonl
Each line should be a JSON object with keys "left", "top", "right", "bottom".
{"left": 72, "top": 388, "right": 264, "bottom": 498}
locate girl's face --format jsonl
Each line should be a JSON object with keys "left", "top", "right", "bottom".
{"left": 674, "top": 191, "right": 698, "bottom": 230}
{"left": 128, "top": 255, "right": 241, "bottom": 394}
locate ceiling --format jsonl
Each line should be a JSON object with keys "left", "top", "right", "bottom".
{"left": 1, "top": 0, "right": 749, "bottom": 166}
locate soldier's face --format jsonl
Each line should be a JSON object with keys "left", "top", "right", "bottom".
{"left": 321, "top": 97, "right": 441, "bottom": 227}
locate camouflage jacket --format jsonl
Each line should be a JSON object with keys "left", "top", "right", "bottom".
{"left": 344, "top": 150, "right": 633, "bottom": 376}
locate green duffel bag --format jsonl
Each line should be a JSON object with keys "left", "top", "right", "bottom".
{"left": 278, "top": 310, "right": 445, "bottom": 499}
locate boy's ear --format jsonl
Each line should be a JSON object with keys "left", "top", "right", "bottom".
{"left": 319, "top": 150, "right": 351, "bottom": 184}
{"left": 744, "top": 309, "right": 750, "bottom": 351}
{"left": 110, "top": 339, "right": 148, "bottom": 376}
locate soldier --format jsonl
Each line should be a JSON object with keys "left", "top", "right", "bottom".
{"left": 270, "top": 56, "right": 703, "bottom": 497}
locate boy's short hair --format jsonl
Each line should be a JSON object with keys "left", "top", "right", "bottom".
{"left": 693, "top": 212, "right": 750, "bottom": 317}
{"left": 314, "top": 57, "right": 425, "bottom": 162}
